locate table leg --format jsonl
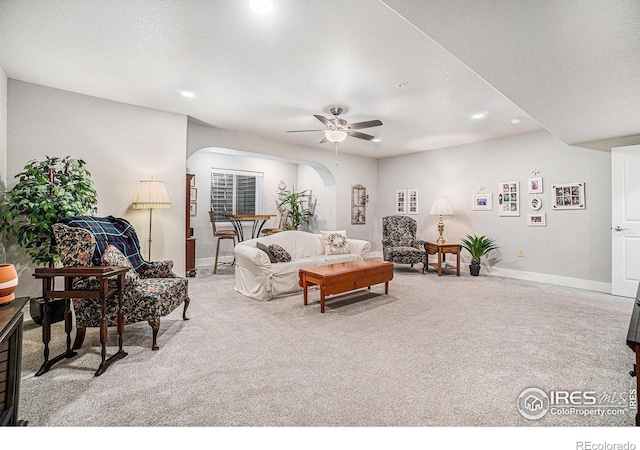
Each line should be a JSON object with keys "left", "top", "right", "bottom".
{"left": 437, "top": 250, "right": 443, "bottom": 276}
{"left": 320, "top": 286, "right": 325, "bottom": 313}
{"left": 35, "top": 278, "right": 77, "bottom": 376}
{"left": 251, "top": 220, "right": 268, "bottom": 239}
{"left": 95, "top": 274, "right": 127, "bottom": 376}
{"left": 231, "top": 219, "right": 244, "bottom": 241}
{"left": 456, "top": 250, "right": 461, "bottom": 276}
{"left": 302, "top": 274, "right": 308, "bottom": 306}
{"left": 98, "top": 278, "right": 108, "bottom": 371}
{"left": 385, "top": 281, "right": 389, "bottom": 294}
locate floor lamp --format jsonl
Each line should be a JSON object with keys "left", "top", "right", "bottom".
{"left": 132, "top": 179, "right": 171, "bottom": 260}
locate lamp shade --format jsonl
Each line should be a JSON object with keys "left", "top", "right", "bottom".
{"left": 132, "top": 180, "right": 171, "bottom": 209}
{"left": 429, "top": 197, "right": 453, "bottom": 215}
{"left": 325, "top": 129, "right": 348, "bottom": 143}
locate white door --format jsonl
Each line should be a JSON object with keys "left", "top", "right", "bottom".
{"left": 612, "top": 144, "right": 640, "bottom": 297}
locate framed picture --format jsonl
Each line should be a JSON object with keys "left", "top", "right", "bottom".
{"left": 472, "top": 193, "right": 492, "bottom": 211}
{"left": 190, "top": 187, "right": 197, "bottom": 201}
{"left": 530, "top": 196, "right": 542, "bottom": 211}
{"left": 498, "top": 182, "right": 520, "bottom": 216}
{"left": 189, "top": 202, "right": 197, "bottom": 216}
{"left": 528, "top": 177, "right": 543, "bottom": 194}
{"left": 527, "top": 213, "right": 546, "bottom": 227}
{"left": 552, "top": 182, "right": 585, "bottom": 209}
{"left": 396, "top": 190, "right": 406, "bottom": 214}
{"left": 408, "top": 189, "right": 418, "bottom": 214}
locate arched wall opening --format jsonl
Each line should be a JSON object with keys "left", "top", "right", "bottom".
{"left": 186, "top": 146, "right": 337, "bottom": 267}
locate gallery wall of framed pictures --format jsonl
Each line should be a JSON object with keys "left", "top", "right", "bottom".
{"left": 468, "top": 170, "right": 585, "bottom": 229}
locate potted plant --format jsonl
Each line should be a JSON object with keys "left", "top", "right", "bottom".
{"left": 276, "top": 186, "right": 315, "bottom": 231}
{"left": 460, "top": 234, "right": 498, "bottom": 276}
{"left": 0, "top": 156, "right": 98, "bottom": 323}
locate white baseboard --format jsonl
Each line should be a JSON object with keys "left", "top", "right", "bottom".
{"left": 197, "top": 252, "right": 611, "bottom": 294}
{"left": 196, "top": 256, "right": 234, "bottom": 266}
{"left": 485, "top": 267, "right": 611, "bottom": 294}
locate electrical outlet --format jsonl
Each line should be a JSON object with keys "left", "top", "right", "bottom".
{"left": 517, "top": 249, "right": 524, "bottom": 257}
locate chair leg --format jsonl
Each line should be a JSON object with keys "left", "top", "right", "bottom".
{"left": 183, "top": 297, "right": 190, "bottom": 320}
{"left": 214, "top": 237, "right": 221, "bottom": 274}
{"left": 72, "top": 327, "right": 86, "bottom": 350}
{"left": 148, "top": 319, "right": 160, "bottom": 351}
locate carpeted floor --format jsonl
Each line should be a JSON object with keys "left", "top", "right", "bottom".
{"left": 16, "top": 264, "right": 638, "bottom": 427}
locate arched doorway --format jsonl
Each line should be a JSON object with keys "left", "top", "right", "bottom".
{"left": 186, "top": 147, "right": 337, "bottom": 268}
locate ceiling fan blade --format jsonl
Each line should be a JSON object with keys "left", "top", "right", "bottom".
{"left": 314, "top": 115, "right": 334, "bottom": 128}
{"left": 347, "top": 119, "right": 383, "bottom": 130}
{"left": 319, "top": 136, "right": 329, "bottom": 144}
{"left": 347, "top": 130, "right": 375, "bottom": 140}
{"left": 286, "top": 129, "right": 323, "bottom": 133}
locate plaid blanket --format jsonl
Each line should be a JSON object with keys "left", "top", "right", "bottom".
{"left": 57, "top": 215, "right": 149, "bottom": 274}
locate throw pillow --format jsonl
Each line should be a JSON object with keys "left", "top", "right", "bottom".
{"left": 268, "top": 244, "right": 291, "bottom": 263}
{"left": 256, "top": 242, "right": 277, "bottom": 263}
{"left": 321, "top": 230, "right": 351, "bottom": 255}
{"left": 101, "top": 245, "right": 132, "bottom": 268}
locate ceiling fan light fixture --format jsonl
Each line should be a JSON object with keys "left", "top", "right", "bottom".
{"left": 325, "top": 129, "right": 348, "bottom": 143}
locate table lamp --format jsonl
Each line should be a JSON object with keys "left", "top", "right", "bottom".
{"left": 429, "top": 197, "right": 453, "bottom": 244}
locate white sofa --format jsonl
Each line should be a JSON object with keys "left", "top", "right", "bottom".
{"left": 234, "top": 230, "right": 371, "bottom": 301}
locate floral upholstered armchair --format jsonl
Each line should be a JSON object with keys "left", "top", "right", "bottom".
{"left": 52, "top": 219, "right": 190, "bottom": 351}
{"left": 382, "top": 215, "right": 427, "bottom": 273}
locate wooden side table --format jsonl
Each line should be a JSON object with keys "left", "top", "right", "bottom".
{"left": 424, "top": 242, "right": 462, "bottom": 276}
{"left": 33, "top": 266, "right": 129, "bottom": 376}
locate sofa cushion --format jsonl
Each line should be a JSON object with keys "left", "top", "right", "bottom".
{"left": 256, "top": 242, "right": 277, "bottom": 263}
{"left": 269, "top": 244, "right": 292, "bottom": 262}
{"left": 321, "top": 230, "right": 351, "bottom": 255}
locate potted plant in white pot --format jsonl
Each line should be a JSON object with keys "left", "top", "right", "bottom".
{"left": 0, "top": 156, "right": 98, "bottom": 323}
{"left": 460, "top": 234, "right": 498, "bottom": 276}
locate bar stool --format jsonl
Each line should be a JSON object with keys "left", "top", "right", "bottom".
{"left": 209, "top": 210, "right": 237, "bottom": 274}
{"left": 261, "top": 211, "right": 289, "bottom": 236}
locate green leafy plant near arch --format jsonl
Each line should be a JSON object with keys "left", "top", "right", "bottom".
{"left": 276, "top": 187, "right": 315, "bottom": 231}
{"left": 0, "top": 156, "right": 98, "bottom": 267}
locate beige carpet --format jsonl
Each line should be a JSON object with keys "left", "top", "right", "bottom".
{"left": 16, "top": 264, "right": 638, "bottom": 428}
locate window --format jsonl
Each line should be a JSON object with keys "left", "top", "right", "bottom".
{"left": 210, "top": 169, "right": 263, "bottom": 221}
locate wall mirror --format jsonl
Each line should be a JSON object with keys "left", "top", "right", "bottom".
{"left": 351, "top": 184, "right": 367, "bottom": 225}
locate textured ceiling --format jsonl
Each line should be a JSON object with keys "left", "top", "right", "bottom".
{"left": 0, "top": 0, "right": 636, "bottom": 158}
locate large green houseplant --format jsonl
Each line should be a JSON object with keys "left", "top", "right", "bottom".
{"left": 460, "top": 234, "right": 498, "bottom": 276}
{"left": 276, "top": 187, "right": 315, "bottom": 231}
{"left": 0, "top": 156, "right": 98, "bottom": 323}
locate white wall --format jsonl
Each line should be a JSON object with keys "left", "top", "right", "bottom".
{"left": 187, "top": 150, "right": 298, "bottom": 264}
{"left": 187, "top": 123, "right": 379, "bottom": 246}
{"left": 378, "top": 130, "right": 611, "bottom": 290}
{"left": 0, "top": 66, "right": 6, "bottom": 194}
{"left": 7, "top": 80, "right": 188, "bottom": 297}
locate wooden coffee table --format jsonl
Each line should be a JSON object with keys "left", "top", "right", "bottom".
{"left": 298, "top": 259, "right": 394, "bottom": 313}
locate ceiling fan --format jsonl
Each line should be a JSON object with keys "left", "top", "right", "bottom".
{"left": 287, "top": 107, "right": 383, "bottom": 144}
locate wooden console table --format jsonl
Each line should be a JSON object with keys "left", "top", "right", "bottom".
{"left": 0, "top": 296, "right": 29, "bottom": 426}
{"left": 33, "top": 266, "right": 128, "bottom": 377}
{"left": 424, "top": 242, "right": 462, "bottom": 276}
{"left": 299, "top": 260, "right": 394, "bottom": 313}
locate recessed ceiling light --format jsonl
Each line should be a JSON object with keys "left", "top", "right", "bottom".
{"left": 471, "top": 113, "right": 486, "bottom": 120}
{"left": 372, "top": 138, "right": 381, "bottom": 143}
{"left": 250, "top": 0, "right": 273, "bottom": 14}
{"left": 511, "top": 117, "right": 523, "bottom": 124}
{"left": 181, "top": 91, "right": 195, "bottom": 98}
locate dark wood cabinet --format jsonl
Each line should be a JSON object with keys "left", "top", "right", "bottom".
{"left": 0, "top": 296, "right": 29, "bottom": 426}
{"left": 186, "top": 174, "right": 197, "bottom": 277}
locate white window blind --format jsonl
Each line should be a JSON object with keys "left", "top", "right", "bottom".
{"left": 210, "top": 169, "right": 263, "bottom": 222}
